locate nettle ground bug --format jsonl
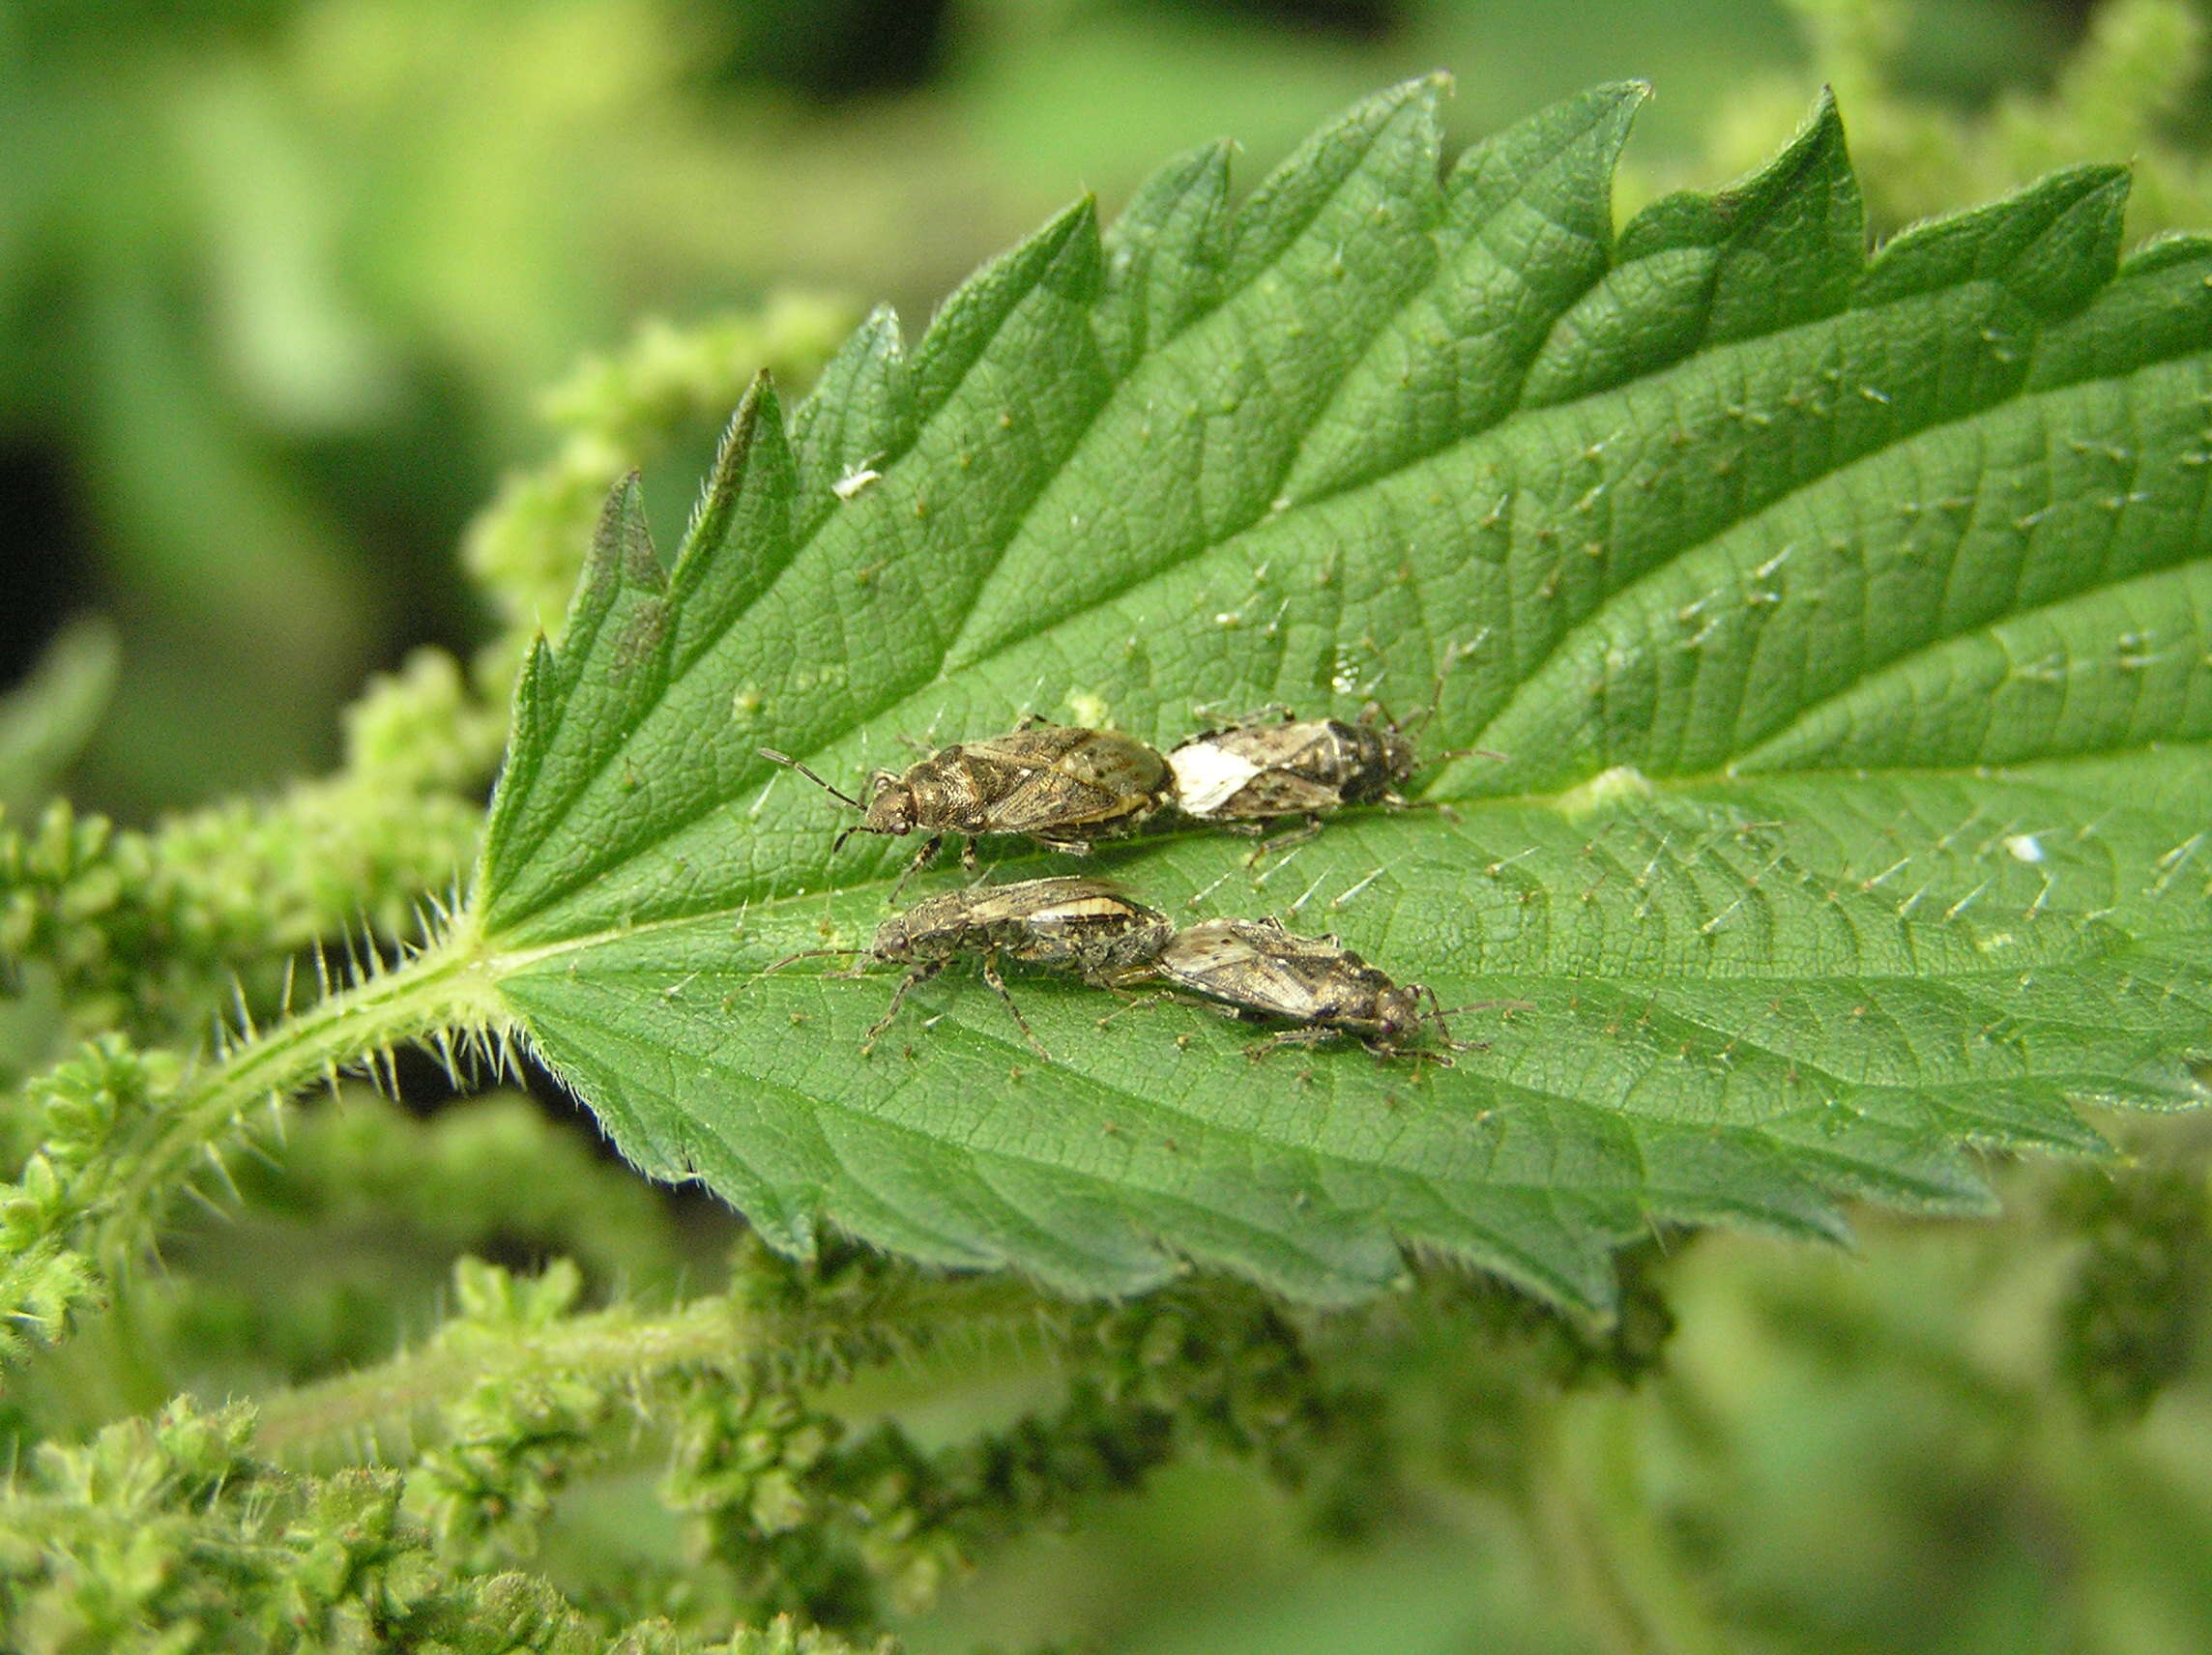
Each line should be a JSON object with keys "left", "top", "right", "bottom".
{"left": 1165, "top": 653, "right": 1497, "bottom": 854}
{"left": 1125, "top": 916, "right": 1480, "bottom": 1062}
{"left": 768, "top": 876, "right": 1175, "bottom": 1059}
{"left": 762, "top": 723, "right": 1173, "bottom": 893}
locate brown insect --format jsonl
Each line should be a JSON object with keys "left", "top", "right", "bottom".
{"left": 1130, "top": 916, "right": 1479, "bottom": 1061}
{"left": 1167, "top": 704, "right": 1417, "bottom": 820}
{"left": 767, "top": 876, "right": 1175, "bottom": 1059}
{"left": 762, "top": 724, "right": 1173, "bottom": 892}
{"left": 1166, "top": 653, "right": 1496, "bottom": 854}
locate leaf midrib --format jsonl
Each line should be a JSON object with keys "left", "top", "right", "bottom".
{"left": 480, "top": 706, "right": 2212, "bottom": 964}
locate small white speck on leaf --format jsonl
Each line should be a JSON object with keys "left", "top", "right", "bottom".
{"left": 1064, "top": 690, "right": 1112, "bottom": 729}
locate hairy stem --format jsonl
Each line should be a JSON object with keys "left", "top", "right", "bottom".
{"left": 252, "top": 1294, "right": 741, "bottom": 1457}
{"left": 251, "top": 1271, "right": 1061, "bottom": 1462}
{"left": 110, "top": 919, "right": 508, "bottom": 1265}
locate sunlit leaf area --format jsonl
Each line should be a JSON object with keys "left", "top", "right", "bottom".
{"left": 5, "top": 4, "right": 2212, "bottom": 1652}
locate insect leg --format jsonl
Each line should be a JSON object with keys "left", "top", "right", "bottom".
{"left": 1385, "top": 792, "right": 1464, "bottom": 828}
{"left": 1425, "top": 994, "right": 1530, "bottom": 1055}
{"left": 889, "top": 835, "right": 947, "bottom": 901}
{"left": 1096, "top": 987, "right": 1240, "bottom": 1037}
{"left": 1033, "top": 835, "right": 1096, "bottom": 857}
{"left": 1372, "top": 1031, "right": 1457, "bottom": 1072}
{"left": 760, "top": 946, "right": 862, "bottom": 975}
{"left": 862, "top": 959, "right": 944, "bottom": 1054}
{"left": 1420, "top": 984, "right": 1457, "bottom": 1048}
{"left": 1094, "top": 991, "right": 1157, "bottom": 1028}
{"left": 1091, "top": 985, "right": 1177, "bottom": 1026}
{"left": 1243, "top": 1026, "right": 1343, "bottom": 1062}
{"left": 977, "top": 949, "right": 1052, "bottom": 1060}
{"left": 1266, "top": 815, "right": 1327, "bottom": 854}
{"left": 1243, "top": 816, "right": 1324, "bottom": 866}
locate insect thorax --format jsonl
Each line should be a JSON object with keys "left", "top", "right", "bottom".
{"left": 1330, "top": 718, "right": 1414, "bottom": 801}
{"left": 868, "top": 892, "right": 974, "bottom": 960}
{"left": 901, "top": 755, "right": 998, "bottom": 833}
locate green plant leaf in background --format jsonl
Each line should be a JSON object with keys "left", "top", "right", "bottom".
{"left": 0, "top": 619, "right": 117, "bottom": 818}
{"left": 463, "top": 76, "right": 2212, "bottom": 1319}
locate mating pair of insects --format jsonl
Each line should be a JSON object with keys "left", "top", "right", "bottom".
{"left": 761, "top": 695, "right": 1456, "bottom": 896}
{"left": 774, "top": 873, "right": 1476, "bottom": 1064}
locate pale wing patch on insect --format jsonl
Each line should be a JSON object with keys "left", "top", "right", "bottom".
{"left": 1168, "top": 740, "right": 1266, "bottom": 816}
{"left": 1030, "top": 890, "right": 1158, "bottom": 926}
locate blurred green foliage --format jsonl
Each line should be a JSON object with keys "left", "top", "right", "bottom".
{"left": 3, "top": 3, "right": 2212, "bottom": 1651}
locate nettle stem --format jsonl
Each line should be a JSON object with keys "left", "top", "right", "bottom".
{"left": 250, "top": 1271, "right": 1059, "bottom": 1461}
{"left": 252, "top": 1293, "right": 741, "bottom": 1457}
{"left": 111, "top": 916, "right": 508, "bottom": 1263}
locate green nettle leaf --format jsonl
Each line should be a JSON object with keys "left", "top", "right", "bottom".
{"left": 467, "top": 78, "right": 2212, "bottom": 1316}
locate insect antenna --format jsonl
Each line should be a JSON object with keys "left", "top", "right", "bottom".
{"left": 759, "top": 747, "right": 866, "bottom": 811}
{"left": 1400, "top": 637, "right": 1484, "bottom": 741}
{"left": 1424, "top": 991, "right": 1535, "bottom": 1048}
{"left": 762, "top": 945, "right": 866, "bottom": 975}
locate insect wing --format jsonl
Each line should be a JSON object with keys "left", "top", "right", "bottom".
{"left": 985, "top": 877, "right": 1170, "bottom": 967}
{"left": 1054, "top": 729, "right": 1170, "bottom": 794}
{"left": 960, "top": 729, "right": 1165, "bottom": 833}
{"left": 1168, "top": 719, "right": 1368, "bottom": 820}
{"left": 1210, "top": 765, "right": 1348, "bottom": 818}
{"left": 1158, "top": 921, "right": 1334, "bottom": 1024}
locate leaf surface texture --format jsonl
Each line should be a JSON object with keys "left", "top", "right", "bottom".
{"left": 475, "top": 81, "right": 2212, "bottom": 1314}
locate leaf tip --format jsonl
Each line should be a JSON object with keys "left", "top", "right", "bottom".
{"left": 677, "top": 371, "right": 795, "bottom": 572}
{"left": 1763, "top": 84, "right": 1850, "bottom": 189}
{"left": 588, "top": 471, "right": 664, "bottom": 594}
{"left": 731, "top": 368, "right": 787, "bottom": 450}
{"left": 1040, "top": 190, "right": 1102, "bottom": 252}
